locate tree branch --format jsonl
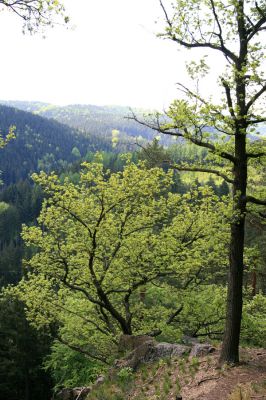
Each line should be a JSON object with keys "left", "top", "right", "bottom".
{"left": 221, "top": 78, "right": 236, "bottom": 119}
{"left": 247, "top": 118, "right": 266, "bottom": 125}
{"left": 246, "top": 152, "right": 266, "bottom": 158}
{"left": 55, "top": 335, "right": 110, "bottom": 365}
{"left": 59, "top": 205, "right": 92, "bottom": 238}
{"left": 247, "top": 5, "right": 266, "bottom": 40}
{"left": 167, "top": 305, "right": 183, "bottom": 324}
{"left": 169, "top": 163, "right": 234, "bottom": 184}
{"left": 246, "top": 195, "right": 266, "bottom": 205}
{"left": 159, "top": 0, "right": 238, "bottom": 62}
{"left": 129, "top": 111, "right": 236, "bottom": 164}
{"left": 246, "top": 84, "right": 266, "bottom": 111}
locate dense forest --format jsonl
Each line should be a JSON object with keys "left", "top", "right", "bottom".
{"left": 0, "top": 101, "right": 169, "bottom": 144}
{"left": 0, "top": 105, "right": 116, "bottom": 185}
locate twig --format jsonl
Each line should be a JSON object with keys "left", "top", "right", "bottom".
{"left": 197, "top": 376, "right": 220, "bottom": 386}
{"left": 75, "top": 388, "right": 85, "bottom": 400}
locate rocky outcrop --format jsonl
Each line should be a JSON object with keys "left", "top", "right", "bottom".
{"left": 115, "top": 335, "right": 216, "bottom": 371}
{"left": 56, "top": 337, "right": 216, "bottom": 399}
{"left": 115, "top": 335, "right": 190, "bottom": 370}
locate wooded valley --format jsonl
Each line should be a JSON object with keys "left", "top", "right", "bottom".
{"left": 0, "top": 0, "right": 266, "bottom": 399}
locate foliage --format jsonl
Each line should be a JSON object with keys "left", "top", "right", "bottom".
{"left": 0, "top": 0, "right": 68, "bottom": 33}
{"left": 174, "top": 285, "right": 226, "bottom": 340}
{"left": 241, "top": 293, "right": 266, "bottom": 347}
{"left": 0, "top": 292, "right": 52, "bottom": 400}
{"left": 0, "top": 180, "right": 44, "bottom": 287}
{"left": 44, "top": 341, "right": 103, "bottom": 390}
{"left": 13, "top": 161, "right": 229, "bottom": 363}
{"left": 138, "top": 138, "right": 169, "bottom": 169}
{"left": 0, "top": 125, "right": 15, "bottom": 148}
{"left": 71, "top": 146, "right": 81, "bottom": 158}
{"left": 116, "top": 367, "right": 134, "bottom": 383}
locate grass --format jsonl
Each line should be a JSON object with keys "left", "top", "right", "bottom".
{"left": 228, "top": 385, "right": 251, "bottom": 400}
{"left": 86, "top": 368, "right": 135, "bottom": 400}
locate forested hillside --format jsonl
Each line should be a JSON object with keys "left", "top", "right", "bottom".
{"left": 0, "top": 105, "right": 113, "bottom": 185}
{"left": 0, "top": 100, "right": 170, "bottom": 144}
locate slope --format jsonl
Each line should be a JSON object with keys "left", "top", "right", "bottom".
{"left": 0, "top": 100, "right": 165, "bottom": 143}
{"left": 0, "top": 104, "right": 113, "bottom": 185}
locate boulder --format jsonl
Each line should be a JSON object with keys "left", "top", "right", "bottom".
{"left": 190, "top": 343, "right": 216, "bottom": 357}
{"left": 144, "top": 343, "right": 189, "bottom": 362}
{"left": 55, "top": 386, "right": 91, "bottom": 400}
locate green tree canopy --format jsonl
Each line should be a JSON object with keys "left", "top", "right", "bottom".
{"left": 13, "top": 160, "right": 229, "bottom": 363}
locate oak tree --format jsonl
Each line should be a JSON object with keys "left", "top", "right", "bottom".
{"left": 15, "top": 161, "right": 228, "bottom": 362}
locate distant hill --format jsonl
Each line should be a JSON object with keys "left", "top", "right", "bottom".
{"left": 3, "top": 101, "right": 265, "bottom": 146}
{"left": 0, "top": 100, "right": 166, "bottom": 144}
{"left": 0, "top": 105, "right": 113, "bottom": 185}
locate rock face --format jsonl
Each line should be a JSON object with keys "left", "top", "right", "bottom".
{"left": 144, "top": 343, "right": 189, "bottom": 363}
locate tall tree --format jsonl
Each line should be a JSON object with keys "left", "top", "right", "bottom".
{"left": 132, "top": 0, "right": 266, "bottom": 364}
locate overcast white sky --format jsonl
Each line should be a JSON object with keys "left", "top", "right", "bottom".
{"left": 0, "top": 0, "right": 222, "bottom": 109}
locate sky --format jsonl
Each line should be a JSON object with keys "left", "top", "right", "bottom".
{"left": 0, "top": 0, "right": 222, "bottom": 109}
